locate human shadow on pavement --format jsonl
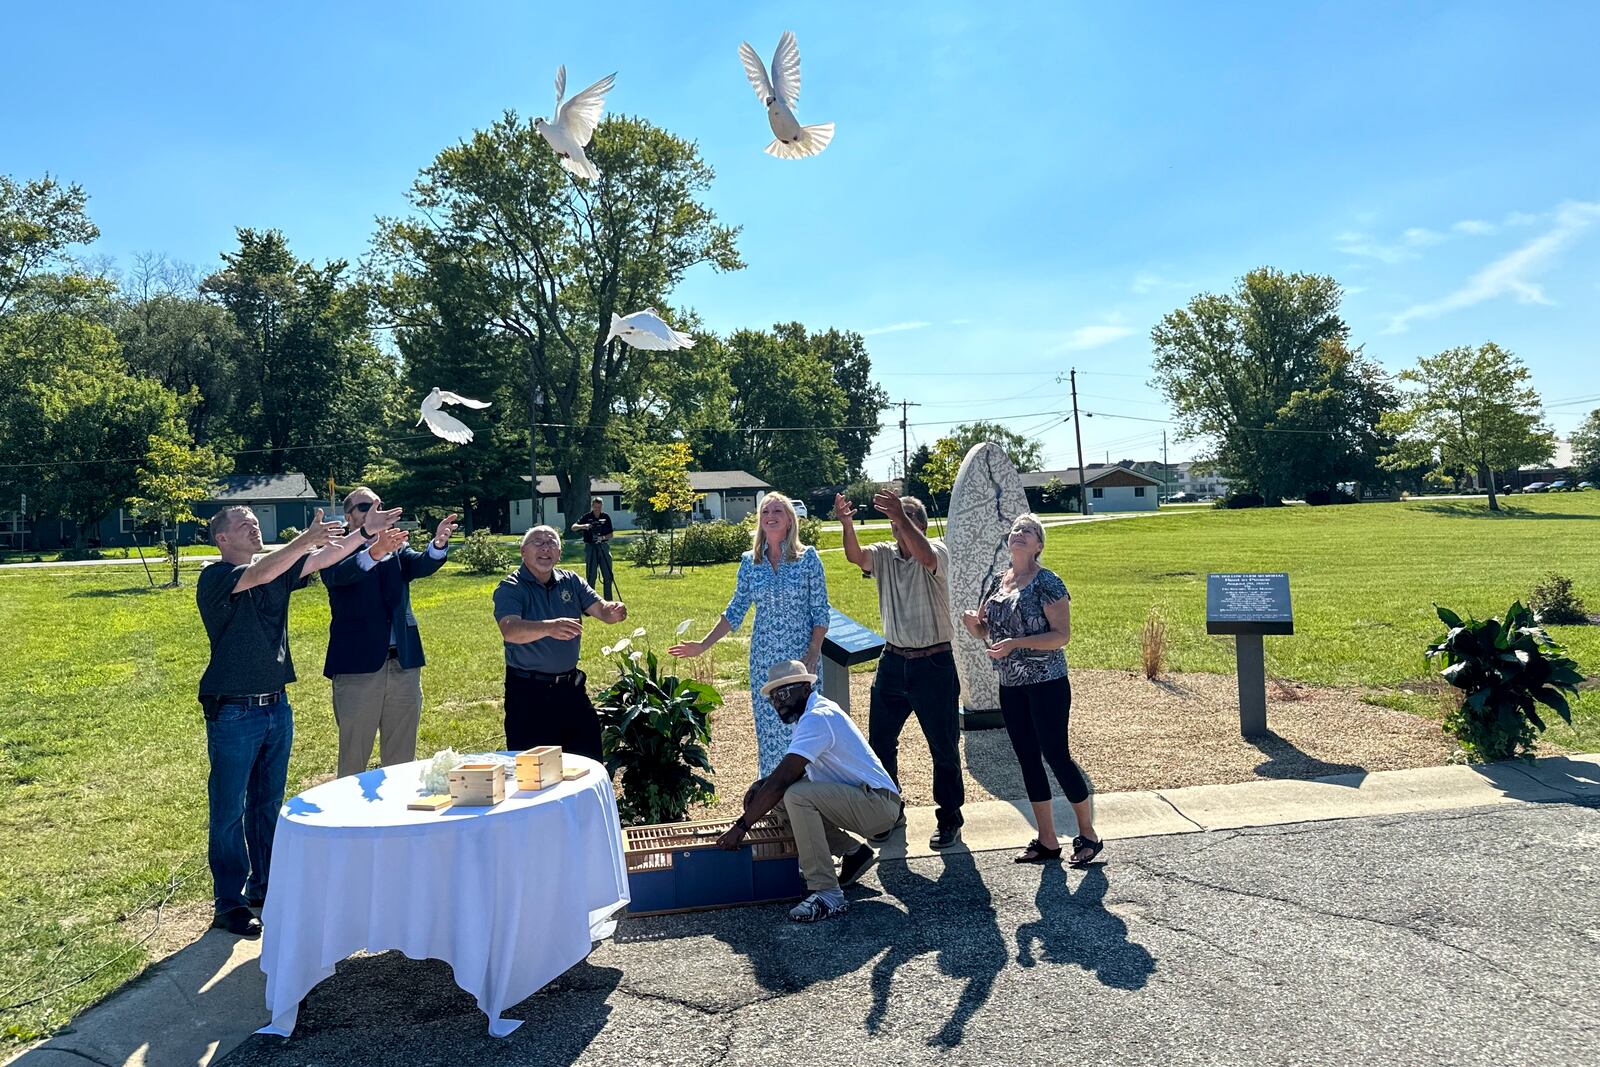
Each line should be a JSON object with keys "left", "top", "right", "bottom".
{"left": 868, "top": 850, "right": 1007, "bottom": 1048}
{"left": 1015, "top": 865, "right": 1156, "bottom": 991}
{"left": 1247, "top": 731, "right": 1367, "bottom": 782}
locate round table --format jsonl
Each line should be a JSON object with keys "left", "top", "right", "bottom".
{"left": 256, "top": 754, "right": 629, "bottom": 1037}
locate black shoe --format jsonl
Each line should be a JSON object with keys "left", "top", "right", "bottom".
{"left": 929, "top": 826, "right": 962, "bottom": 850}
{"left": 212, "top": 906, "right": 262, "bottom": 939}
{"left": 838, "top": 844, "right": 877, "bottom": 887}
{"left": 869, "top": 810, "right": 907, "bottom": 844}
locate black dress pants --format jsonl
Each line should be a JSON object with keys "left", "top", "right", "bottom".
{"left": 868, "top": 650, "right": 964, "bottom": 829}
{"left": 504, "top": 668, "right": 603, "bottom": 762}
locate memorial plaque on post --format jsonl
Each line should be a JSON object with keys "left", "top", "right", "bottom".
{"left": 1205, "top": 573, "right": 1293, "bottom": 736}
{"left": 819, "top": 608, "right": 885, "bottom": 714}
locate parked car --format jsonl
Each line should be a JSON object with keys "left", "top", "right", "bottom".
{"left": 790, "top": 498, "right": 808, "bottom": 518}
{"left": 1580, "top": 481, "right": 1597, "bottom": 491}
{"left": 1166, "top": 492, "right": 1199, "bottom": 504}
{"left": 1548, "top": 479, "right": 1573, "bottom": 491}
{"left": 1523, "top": 481, "right": 1550, "bottom": 492}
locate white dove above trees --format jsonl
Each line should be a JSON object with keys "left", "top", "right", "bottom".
{"left": 534, "top": 65, "right": 616, "bottom": 180}
{"left": 606, "top": 308, "right": 696, "bottom": 351}
{"left": 417, "top": 388, "right": 491, "bottom": 445}
{"left": 739, "top": 31, "right": 834, "bottom": 160}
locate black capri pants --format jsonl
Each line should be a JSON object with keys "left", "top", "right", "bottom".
{"left": 999, "top": 675, "right": 1091, "bottom": 804}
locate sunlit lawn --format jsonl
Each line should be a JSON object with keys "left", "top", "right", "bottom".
{"left": 2, "top": 493, "right": 1597, "bottom": 1045}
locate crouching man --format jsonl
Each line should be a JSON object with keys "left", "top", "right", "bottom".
{"left": 717, "top": 660, "right": 903, "bottom": 923}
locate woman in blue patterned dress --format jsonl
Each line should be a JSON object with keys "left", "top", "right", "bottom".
{"left": 961, "top": 513, "right": 1102, "bottom": 867}
{"left": 670, "top": 495, "right": 831, "bottom": 776}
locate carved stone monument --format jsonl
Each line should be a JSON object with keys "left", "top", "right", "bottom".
{"left": 944, "top": 442, "right": 1029, "bottom": 730}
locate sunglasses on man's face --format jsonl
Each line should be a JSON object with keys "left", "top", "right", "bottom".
{"left": 350, "top": 500, "right": 381, "bottom": 514}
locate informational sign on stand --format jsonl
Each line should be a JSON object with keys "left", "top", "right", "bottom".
{"left": 819, "top": 608, "right": 885, "bottom": 714}
{"left": 1205, "top": 573, "right": 1294, "bottom": 736}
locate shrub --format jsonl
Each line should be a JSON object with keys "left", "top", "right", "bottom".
{"left": 1140, "top": 606, "right": 1166, "bottom": 680}
{"left": 594, "top": 635, "right": 722, "bottom": 824}
{"left": 276, "top": 526, "right": 300, "bottom": 542}
{"left": 57, "top": 546, "right": 103, "bottom": 561}
{"left": 1304, "top": 488, "right": 1356, "bottom": 507}
{"left": 674, "top": 521, "right": 749, "bottom": 566}
{"left": 1529, "top": 574, "right": 1588, "bottom": 625}
{"left": 1214, "top": 492, "right": 1266, "bottom": 510}
{"left": 454, "top": 530, "right": 510, "bottom": 575}
{"left": 1425, "top": 602, "right": 1584, "bottom": 761}
{"left": 406, "top": 527, "right": 433, "bottom": 553}
{"left": 797, "top": 515, "right": 823, "bottom": 547}
{"left": 627, "top": 530, "right": 664, "bottom": 569}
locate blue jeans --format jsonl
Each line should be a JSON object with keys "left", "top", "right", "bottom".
{"left": 204, "top": 696, "right": 294, "bottom": 912}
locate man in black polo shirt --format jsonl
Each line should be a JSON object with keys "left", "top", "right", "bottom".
{"left": 493, "top": 524, "right": 629, "bottom": 759}
{"left": 570, "top": 496, "right": 616, "bottom": 599}
{"left": 196, "top": 505, "right": 363, "bottom": 937}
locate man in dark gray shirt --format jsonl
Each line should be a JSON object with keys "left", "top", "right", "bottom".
{"left": 493, "top": 524, "right": 629, "bottom": 760}
{"left": 196, "top": 505, "right": 362, "bottom": 937}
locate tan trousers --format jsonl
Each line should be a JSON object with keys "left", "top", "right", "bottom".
{"left": 332, "top": 659, "right": 423, "bottom": 778}
{"left": 783, "top": 780, "right": 902, "bottom": 891}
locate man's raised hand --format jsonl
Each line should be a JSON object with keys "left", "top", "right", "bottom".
{"left": 295, "top": 507, "right": 340, "bottom": 549}
{"left": 433, "top": 513, "right": 459, "bottom": 547}
{"left": 833, "top": 493, "right": 855, "bottom": 523}
{"left": 873, "top": 489, "right": 907, "bottom": 525}
{"left": 364, "top": 505, "right": 403, "bottom": 534}
{"left": 368, "top": 526, "right": 409, "bottom": 562}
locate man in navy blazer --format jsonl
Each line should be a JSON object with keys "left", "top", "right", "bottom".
{"left": 323, "top": 487, "right": 459, "bottom": 778}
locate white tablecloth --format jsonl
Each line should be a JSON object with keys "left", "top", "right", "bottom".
{"left": 256, "top": 754, "right": 629, "bottom": 1037}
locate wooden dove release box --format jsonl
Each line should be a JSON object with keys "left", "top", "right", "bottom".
{"left": 447, "top": 762, "right": 505, "bottom": 806}
{"left": 623, "top": 813, "right": 804, "bottom": 916}
{"left": 514, "top": 746, "right": 564, "bottom": 791}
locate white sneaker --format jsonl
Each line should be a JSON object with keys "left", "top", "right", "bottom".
{"left": 788, "top": 892, "right": 849, "bottom": 923}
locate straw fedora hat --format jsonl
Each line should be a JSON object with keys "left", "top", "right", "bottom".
{"left": 759, "top": 659, "right": 817, "bottom": 698}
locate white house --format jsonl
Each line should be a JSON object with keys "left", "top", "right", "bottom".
{"left": 1021, "top": 463, "right": 1164, "bottom": 513}
{"left": 509, "top": 470, "right": 774, "bottom": 534}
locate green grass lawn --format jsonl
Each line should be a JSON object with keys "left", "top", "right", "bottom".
{"left": 2, "top": 494, "right": 1598, "bottom": 1045}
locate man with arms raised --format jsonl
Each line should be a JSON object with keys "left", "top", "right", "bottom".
{"left": 837, "top": 490, "right": 963, "bottom": 849}
{"left": 323, "top": 487, "right": 458, "bottom": 778}
{"left": 197, "top": 505, "right": 364, "bottom": 938}
{"left": 717, "top": 660, "right": 902, "bottom": 923}
{"left": 493, "top": 524, "right": 629, "bottom": 760}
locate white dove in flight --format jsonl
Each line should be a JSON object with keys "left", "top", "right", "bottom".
{"left": 417, "top": 388, "right": 492, "bottom": 445}
{"left": 738, "top": 31, "right": 834, "bottom": 160}
{"left": 533, "top": 65, "right": 616, "bottom": 180}
{"left": 605, "top": 308, "right": 696, "bottom": 351}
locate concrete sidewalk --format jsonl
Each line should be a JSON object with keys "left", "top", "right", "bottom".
{"left": 8, "top": 752, "right": 1596, "bottom": 1067}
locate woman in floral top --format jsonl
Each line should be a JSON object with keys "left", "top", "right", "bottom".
{"left": 961, "top": 513, "right": 1102, "bottom": 866}
{"left": 671, "top": 495, "right": 831, "bottom": 776}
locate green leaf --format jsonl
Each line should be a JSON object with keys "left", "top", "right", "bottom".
{"left": 1435, "top": 605, "right": 1465, "bottom": 629}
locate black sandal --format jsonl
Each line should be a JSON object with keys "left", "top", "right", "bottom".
{"left": 1014, "top": 838, "right": 1063, "bottom": 864}
{"left": 1069, "top": 834, "right": 1104, "bottom": 867}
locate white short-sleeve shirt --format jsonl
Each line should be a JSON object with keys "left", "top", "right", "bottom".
{"left": 785, "top": 694, "right": 899, "bottom": 794}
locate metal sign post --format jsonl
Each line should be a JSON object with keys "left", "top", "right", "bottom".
{"left": 818, "top": 608, "right": 885, "bottom": 715}
{"left": 1205, "top": 573, "right": 1294, "bottom": 737}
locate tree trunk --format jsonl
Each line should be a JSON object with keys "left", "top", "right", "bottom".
{"left": 1480, "top": 460, "right": 1499, "bottom": 512}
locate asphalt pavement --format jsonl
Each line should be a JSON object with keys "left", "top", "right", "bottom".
{"left": 216, "top": 798, "right": 1600, "bottom": 1067}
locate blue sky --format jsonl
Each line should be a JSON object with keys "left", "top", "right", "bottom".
{"left": 4, "top": 1, "right": 1597, "bottom": 478}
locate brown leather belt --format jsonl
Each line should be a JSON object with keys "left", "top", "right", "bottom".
{"left": 883, "top": 641, "right": 952, "bottom": 660}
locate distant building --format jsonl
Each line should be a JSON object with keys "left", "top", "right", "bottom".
{"left": 509, "top": 470, "right": 774, "bottom": 534}
{"left": 1021, "top": 462, "right": 1163, "bottom": 513}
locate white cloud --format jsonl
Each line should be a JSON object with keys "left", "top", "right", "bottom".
{"left": 1452, "top": 219, "right": 1496, "bottom": 236}
{"left": 1402, "top": 227, "right": 1445, "bottom": 246}
{"left": 1337, "top": 225, "right": 1446, "bottom": 263}
{"left": 1385, "top": 200, "right": 1600, "bottom": 333}
{"left": 1342, "top": 285, "right": 1368, "bottom": 296}
{"left": 861, "top": 320, "right": 932, "bottom": 336}
{"left": 1059, "top": 325, "right": 1135, "bottom": 351}
{"left": 1504, "top": 210, "right": 1542, "bottom": 227}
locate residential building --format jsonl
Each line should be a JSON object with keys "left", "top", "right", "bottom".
{"left": 1020, "top": 462, "right": 1163, "bottom": 513}
{"left": 509, "top": 470, "right": 774, "bottom": 534}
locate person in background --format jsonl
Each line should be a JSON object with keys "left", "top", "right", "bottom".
{"left": 716, "top": 660, "right": 902, "bottom": 924}
{"left": 961, "top": 513, "right": 1103, "bottom": 867}
{"left": 196, "top": 505, "right": 364, "bottom": 938}
{"left": 669, "top": 494, "right": 829, "bottom": 776}
{"left": 570, "top": 496, "right": 616, "bottom": 599}
{"left": 837, "top": 489, "right": 963, "bottom": 850}
{"left": 493, "top": 524, "right": 628, "bottom": 760}
{"left": 323, "top": 487, "right": 459, "bottom": 778}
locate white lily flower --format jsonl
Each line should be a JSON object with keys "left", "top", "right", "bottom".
{"left": 629, "top": 649, "right": 644, "bottom": 662}
{"left": 632, "top": 626, "right": 647, "bottom": 637}
{"left": 601, "top": 644, "right": 615, "bottom": 656}
{"left": 611, "top": 637, "right": 632, "bottom": 653}
{"left": 675, "top": 618, "right": 693, "bottom": 635}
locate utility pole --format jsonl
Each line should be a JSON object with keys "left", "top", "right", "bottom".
{"left": 1162, "top": 430, "right": 1169, "bottom": 502}
{"left": 1070, "top": 369, "right": 1090, "bottom": 515}
{"left": 898, "top": 399, "right": 922, "bottom": 485}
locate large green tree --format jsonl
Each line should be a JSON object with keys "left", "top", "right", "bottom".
{"left": 1151, "top": 268, "right": 1380, "bottom": 502}
{"left": 372, "top": 112, "right": 742, "bottom": 525}
{"left": 0, "top": 174, "right": 98, "bottom": 324}
{"left": 1571, "top": 409, "right": 1600, "bottom": 485}
{"left": 202, "top": 229, "right": 394, "bottom": 480}
{"left": 1379, "top": 342, "right": 1555, "bottom": 512}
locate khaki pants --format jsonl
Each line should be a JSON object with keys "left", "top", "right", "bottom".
{"left": 332, "top": 659, "right": 423, "bottom": 778}
{"left": 783, "top": 780, "right": 902, "bottom": 891}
